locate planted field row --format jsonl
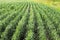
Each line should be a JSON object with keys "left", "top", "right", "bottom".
{"left": 0, "top": 2, "right": 60, "bottom": 40}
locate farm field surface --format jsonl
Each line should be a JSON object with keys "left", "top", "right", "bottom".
{"left": 0, "top": 0, "right": 60, "bottom": 40}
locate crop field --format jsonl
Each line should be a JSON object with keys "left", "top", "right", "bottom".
{"left": 0, "top": 2, "right": 60, "bottom": 40}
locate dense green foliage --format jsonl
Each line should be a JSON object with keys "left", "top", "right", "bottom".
{"left": 0, "top": 2, "right": 60, "bottom": 40}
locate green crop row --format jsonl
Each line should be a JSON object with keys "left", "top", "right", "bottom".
{"left": 0, "top": 2, "right": 60, "bottom": 40}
